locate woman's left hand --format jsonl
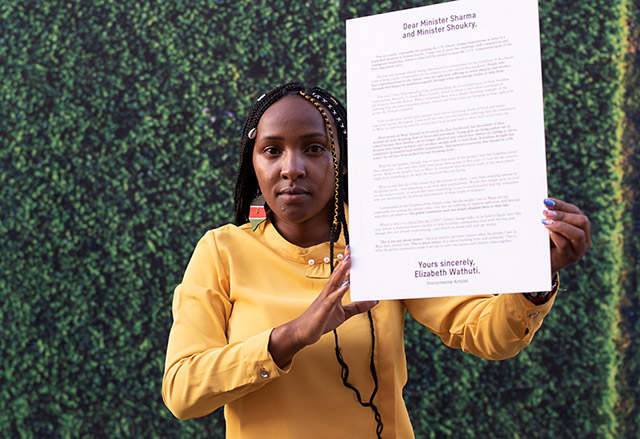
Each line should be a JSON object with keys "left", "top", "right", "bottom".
{"left": 542, "top": 198, "right": 592, "bottom": 273}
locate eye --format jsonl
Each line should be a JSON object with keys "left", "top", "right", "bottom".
{"left": 262, "top": 146, "right": 282, "bottom": 156}
{"left": 306, "top": 144, "right": 326, "bottom": 154}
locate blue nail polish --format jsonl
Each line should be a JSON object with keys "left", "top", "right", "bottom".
{"left": 544, "top": 198, "right": 555, "bottom": 207}
{"left": 343, "top": 255, "right": 350, "bottom": 263}
{"left": 542, "top": 218, "right": 554, "bottom": 225}
{"left": 341, "top": 280, "right": 350, "bottom": 288}
{"left": 544, "top": 209, "right": 556, "bottom": 217}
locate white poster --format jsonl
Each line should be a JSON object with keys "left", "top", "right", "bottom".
{"left": 346, "top": 0, "right": 551, "bottom": 300}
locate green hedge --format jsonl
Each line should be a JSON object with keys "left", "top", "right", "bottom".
{"left": 0, "top": 0, "right": 633, "bottom": 437}
{"left": 619, "top": 1, "right": 640, "bottom": 438}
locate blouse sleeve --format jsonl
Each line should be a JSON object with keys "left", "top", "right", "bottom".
{"left": 162, "top": 232, "right": 290, "bottom": 419}
{"left": 404, "top": 285, "right": 558, "bottom": 361}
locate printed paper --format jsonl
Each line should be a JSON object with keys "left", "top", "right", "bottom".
{"left": 346, "top": 0, "right": 551, "bottom": 299}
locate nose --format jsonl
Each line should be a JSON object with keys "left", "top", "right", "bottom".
{"left": 280, "top": 150, "right": 306, "bottom": 181}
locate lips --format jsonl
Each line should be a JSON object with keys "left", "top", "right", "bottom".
{"left": 278, "top": 187, "right": 310, "bottom": 200}
{"left": 279, "top": 187, "right": 309, "bottom": 195}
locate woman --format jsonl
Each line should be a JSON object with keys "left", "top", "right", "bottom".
{"left": 162, "top": 82, "right": 591, "bottom": 438}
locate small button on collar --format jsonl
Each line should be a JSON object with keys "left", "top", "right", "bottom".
{"left": 308, "top": 259, "right": 315, "bottom": 265}
{"left": 529, "top": 312, "right": 539, "bottom": 318}
{"left": 260, "top": 368, "right": 269, "bottom": 378}
{"left": 336, "top": 254, "right": 344, "bottom": 260}
{"left": 323, "top": 257, "right": 330, "bottom": 263}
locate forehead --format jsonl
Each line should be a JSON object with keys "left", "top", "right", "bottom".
{"left": 257, "top": 94, "right": 328, "bottom": 135}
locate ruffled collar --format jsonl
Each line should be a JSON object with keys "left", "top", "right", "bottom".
{"left": 255, "top": 208, "right": 348, "bottom": 279}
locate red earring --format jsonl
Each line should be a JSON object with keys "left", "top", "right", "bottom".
{"left": 249, "top": 194, "right": 267, "bottom": 231}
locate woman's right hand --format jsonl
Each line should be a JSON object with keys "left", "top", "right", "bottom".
{"left": 268, "top": 248, "right": 378, "bottom": 368}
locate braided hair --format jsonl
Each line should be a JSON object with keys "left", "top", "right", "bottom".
{"left": 233, "top": 82, "right": 384, "bottom": 438}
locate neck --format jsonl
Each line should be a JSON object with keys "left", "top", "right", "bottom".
{"left": 271, "top": 208, "right": 335, "bottom": 248}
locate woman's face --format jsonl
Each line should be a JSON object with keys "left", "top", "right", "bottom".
{"left": 252, "top": 94, "right": 340, "bottom": 241}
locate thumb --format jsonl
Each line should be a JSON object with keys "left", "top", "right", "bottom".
{"left": 342, "top": 300, "right": 378, "bottom": 320}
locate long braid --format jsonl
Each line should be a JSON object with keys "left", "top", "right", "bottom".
{"left": 298, "top": 92, "right": 341, "bottom": 269}
{"left": 300, "top": 90, "right": 383, "bottom": 439}
{"left": 233, "top": 83, "right": 383, "bottom": 438}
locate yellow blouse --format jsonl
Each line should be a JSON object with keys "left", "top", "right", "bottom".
{"left": 162, "top": 218, "right": 557, "bottom": 438}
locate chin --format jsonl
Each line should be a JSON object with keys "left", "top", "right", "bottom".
{"left": 274, "top": 205, "right": 313, "bottom": 222}
{"left": 273, "top": 201, "right": 329, "bottom": 225}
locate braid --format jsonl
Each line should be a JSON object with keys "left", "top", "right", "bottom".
{"left": 234, "top": 83, "right": 351, "bottom": 225}
{"left": 234, "top": 82, "right": 306, "bottom": 225}
{"left": 298, "top": 91, "right": 342, "bottom": 272}
{"left": 300, "top": 90, "right": 383, "bottom": 439}
{"left": 333, "top": 311, "right": 383, "bottom": 438}
{"left": 233, "top": 83, "right": 383, "bottom": 438}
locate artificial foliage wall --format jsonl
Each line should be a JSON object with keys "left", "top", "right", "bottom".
{"left": 620, "top": 1, "right": 640, "bottom": 438}
{"left": 0, "top": 0, "right": 634, "bottom": 438}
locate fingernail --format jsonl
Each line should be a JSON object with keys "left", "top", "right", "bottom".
{"left": 544, "top": 198, "right": 555, "bottom": 207}
{"left": 346, "top": 244, "right": 350, "bottom": 252}
{"left": 343, "top": 254, "right": 350, "bottom": 263}
{"left": 542, "top": 218, "right": 554, "bottom": 226}
{"left": 341, "top": 280, "right": 350, "bottom": 288}
{"left": 543, "top": 209, "right": 557, "bottom": 217}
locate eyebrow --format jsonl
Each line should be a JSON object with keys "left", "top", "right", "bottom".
{"left": 258, "top": 132, "right": 328, "bottom": 141}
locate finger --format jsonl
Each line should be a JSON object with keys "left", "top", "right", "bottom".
{"left": 543, "top": 216, "right": 589, "bottom": 247}
{"left": 544, "top": 220, "right": 588, "bottom": 251}
{"left": 548, "top": 230, "right": 572, "bottom": 256}
{"left": 543, "top": 211, "right": 592, "bottom": 249}
{"left": 325, "top": 279, "right": 351, "bottom": 307}
{"left": 548, "top": 230, "right": 575, "bottom": 273}
{"left": 334, "top": 252, "right": 351, "bottom": 273}
{"left": 545, "top": 224, "right": 588, "bottom": 273}
{"left": 341, "top": 250, "right": 351, "bottom": 277}
{"left": 544, "top": 198, "right": 583, "bottom": 215}
{"left": 342, "top": 266, "right": 350, "bottom": 283}
{"left": 543, "top": 209, "right": 591, "bottom": 232}
{"left": 321, "top": 254, "right": 351, "bottom": 297}
{"left": 342, "top": 300, "right": 378, "bottom": 320}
